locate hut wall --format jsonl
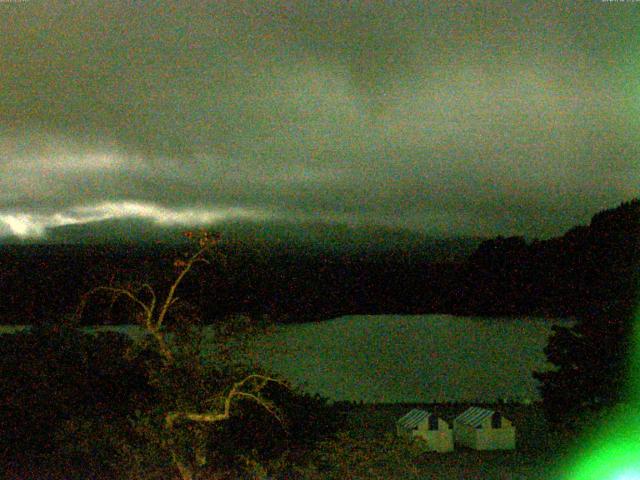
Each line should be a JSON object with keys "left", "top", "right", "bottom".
{"left": 453, "top": 422, "right": 478, "bottom": 449}
{"left": 414, "top": 429, "right": 454, "bottom": 452}
{"left": 478, "top": 427, "right": 516, "bottom": 450}
{"left": 398, "top": 415, "right": 453, "bottom": 452}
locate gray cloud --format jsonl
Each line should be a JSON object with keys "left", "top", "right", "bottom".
{"left": 1, "top": 0, "right": 639, "bottom": 239}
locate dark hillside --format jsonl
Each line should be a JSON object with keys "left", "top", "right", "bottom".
{"left": 0, "top": 199, "right": 636, "bottom": 325}
{"left": 453, "top": 198, "right": 639, "bottom": 318}
{"left": 0, "top": 237, "right": 472, "bottom": 325}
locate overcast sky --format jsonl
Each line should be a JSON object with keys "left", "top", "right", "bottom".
{"left": 1, "top": 0, "right": 639, "bottom": 240}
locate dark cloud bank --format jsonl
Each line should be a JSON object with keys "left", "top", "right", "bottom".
{"left": 1, "top": 1, "right": 638, "bottom": 242}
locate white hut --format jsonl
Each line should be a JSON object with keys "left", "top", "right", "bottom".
{"left": 453, "top": 407, "right": 515, "bottom": 450}
{"left": 396, "top": 409, "right": 453, "bottom": 452}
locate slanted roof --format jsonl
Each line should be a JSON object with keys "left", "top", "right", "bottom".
{"left": 397, "top": 409, "right": 431, "bottom": 429}
{"left": 454, "top": 407, "right": 495, "bottom": 428}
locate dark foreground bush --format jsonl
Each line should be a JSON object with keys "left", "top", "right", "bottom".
{"left": 215, "top": 383, "right": 346, "bottom": 463}
{"left": 117, "top": 361, "right": 346, "bottom": 479}
{"left": 0, "top": 324, "right": 153, "bottom": 474}
{"left": 0, "top": 324, "right": 345, "bottom": 478}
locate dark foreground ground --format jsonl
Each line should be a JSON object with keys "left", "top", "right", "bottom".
{"left": 5, "top": 402, "right": 584, "bottom": 480}
{"left": 305, "top": 402, "right": 577, "bottom": 480}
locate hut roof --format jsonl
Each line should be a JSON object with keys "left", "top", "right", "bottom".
{"left": 397, "top": 409, "right": 432, "bottom": 429}
{"left": 454, "top": 407, "right": 496, "bottom": 428}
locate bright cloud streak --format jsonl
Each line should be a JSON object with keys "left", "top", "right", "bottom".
{"left": 0, "top": 215, "right": 46, "bottom": 238}
{"left": 0, "top": 202, "right": 276, "bottom": 238}
{"left": 73, "top": 202, "right": 274, "bottom": 225}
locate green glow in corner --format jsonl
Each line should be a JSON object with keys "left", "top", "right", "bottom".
{"left": 564, "top": 433, "right": 640, "bottom": 480}
{"left": 614, "top": 472, "right": 640, "bottom": 480}
{"left": 630, "top": 307, "right": 640, "bottom": 401}
{"left": 560, "top": 307, "right": 640, "bottom": 480}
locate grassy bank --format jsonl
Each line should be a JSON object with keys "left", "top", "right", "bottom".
{"left": 2, "top": 401, "right": 588, "bottom": 479}
{"left": 281, "top": 402, "right": 578, "bottom": 480}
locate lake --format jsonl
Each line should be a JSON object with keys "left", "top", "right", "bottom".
{"left": 247, "top": 314, "right": 569, "bottom": 403}
{"left": 0, "top": 315, "right": 569, "bottom": 404}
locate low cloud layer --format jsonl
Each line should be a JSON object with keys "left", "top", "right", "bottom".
{"left": 1, "top": 1, "right": 639, "bottom": 240}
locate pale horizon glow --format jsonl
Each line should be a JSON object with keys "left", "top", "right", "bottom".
{"left": 0, "top": 201, "right": 276, "bottom": 238}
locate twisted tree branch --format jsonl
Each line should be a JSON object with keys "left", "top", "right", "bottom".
{"left": 165, "top": 374, "right": 287, "bottom": 430}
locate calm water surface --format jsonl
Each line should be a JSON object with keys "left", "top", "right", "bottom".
{"left": 247, "top": 314, "right": 571, "bottom": 403}
{"left": 0, "top": 315, "right": 570, "bottom": 403}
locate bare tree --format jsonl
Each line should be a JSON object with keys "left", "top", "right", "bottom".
{"left": 77, "top": 231, "right": 285, "bottom": 480}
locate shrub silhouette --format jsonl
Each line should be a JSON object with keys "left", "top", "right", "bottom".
{"left": 0, "top": 324, "right": 152, "bottom": 473}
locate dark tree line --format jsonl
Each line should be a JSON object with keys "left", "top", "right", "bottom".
{"left": 0, "top": 241, "right": 466, "bottom": 325}
{"left": 447, "top": 198, "right": 638, "bottom": 425}
{"left": 0, "top": 200, "right": 636, "bottom": 329}
{"left": 451, "top": 199, "right": 639, "bottom": 320}
{"left": 533, "top": 199, "right": 639, "bottom": 426}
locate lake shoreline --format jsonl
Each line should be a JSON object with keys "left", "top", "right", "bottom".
{"left": 0, "top": 315, "right": 567, "bottom": 404}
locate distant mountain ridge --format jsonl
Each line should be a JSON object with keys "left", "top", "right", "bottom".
{"left": 4, "top": 217, "right": 483, "bottom": 263}
{"left": 0, "top": 198, "right": 636, "bottom": 325}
